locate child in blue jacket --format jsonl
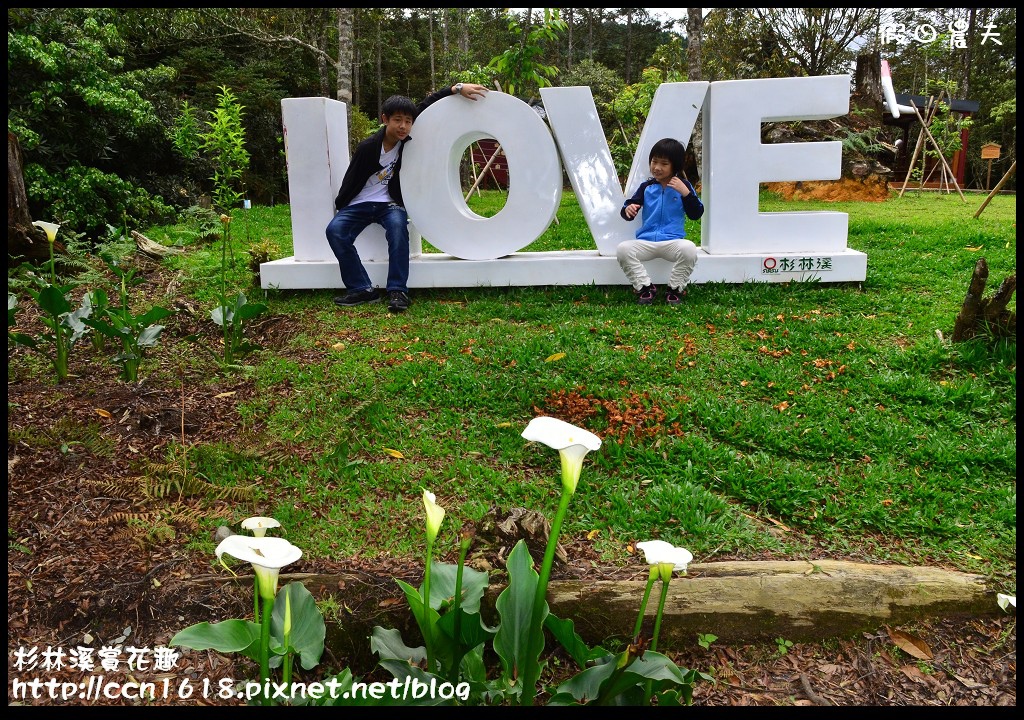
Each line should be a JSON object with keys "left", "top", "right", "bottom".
{"left": 618, "top": 138, "right": 704, "bottom": 305}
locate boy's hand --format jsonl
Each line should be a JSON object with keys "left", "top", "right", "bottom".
{"left": 456, "top": 83, "right": 489, "bottom": 101}
{"left": 624, "top": 203, "right": 640, "bottom": 219}
{"left": 668, "top": 176, "right": 689, "bottom": 196}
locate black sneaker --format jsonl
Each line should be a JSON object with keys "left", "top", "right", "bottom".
{"left": 636, "top": 284, "right": 657, "bottom": 305}
{"left": 665, "top": 286, "right": 687, "bottom": 305}
{"left": 333, "top": 288, "right": 381, "bottom": 307}
{"left": 387, "top": 290, "right": 411, "bottom": 313}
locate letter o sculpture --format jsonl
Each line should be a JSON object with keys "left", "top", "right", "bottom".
{"left": 401, "top": 91, "right": 563, "bottom": 261}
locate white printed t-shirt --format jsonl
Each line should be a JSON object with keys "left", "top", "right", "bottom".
{"left": 350, "top": 143, "right": 400, "bottom": 206}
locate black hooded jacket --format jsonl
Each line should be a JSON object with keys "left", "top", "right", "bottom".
{"left": 334, "top": 87, "right": 457, "bottom": 211}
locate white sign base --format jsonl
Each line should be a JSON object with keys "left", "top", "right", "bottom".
{"left": 260, "top": 248, "right": 867, "bottom": 290}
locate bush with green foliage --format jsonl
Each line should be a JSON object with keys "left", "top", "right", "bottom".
{"left": 24, "top": 164, "right": 176, "bottom": 242}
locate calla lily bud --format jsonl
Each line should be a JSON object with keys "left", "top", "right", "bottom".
{"left": 423, "top": 489, "right": 445, "bottom": 544}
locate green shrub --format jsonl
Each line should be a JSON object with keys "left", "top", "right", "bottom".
{"left": 25, "top": 163, "right": 175, "bottom": 241}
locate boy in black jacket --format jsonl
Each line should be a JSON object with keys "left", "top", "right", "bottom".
{"left": 327, "top": 82, "right": 487, "bottom": 313}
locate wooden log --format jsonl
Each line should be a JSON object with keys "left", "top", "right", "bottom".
{"left": 543, "top": 560, "right": 996, "bottom": 645}
{"left": 132, "top": 230, "right": 182, "bottom": 259}
{"left": 185, "top": 560, "right": 1000, "bottom": 649}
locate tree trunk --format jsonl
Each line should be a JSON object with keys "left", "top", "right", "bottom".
{"left": 686, "top": 9, "right": 704, "bottom": 181}
{"left": 7, "top": 131, "right": 48, "bottom": 263}
{"left": 951, "top": 258, "right": 1017, "bottom": 342}
{"left": 428, "top": 9, "right": 435, "bottom": 86}
{"left": 457, "top": 9, "right": 469, "bottom": 69}
{"left": 375, "top": 20, "right": 382, "bottom": 114}
{"left": 565, "top": 8, "right": 574, "bottom": 72}
{"left": 335, "top": 8, "right": 354, "bottom": 104}
{"left": 963, "top": 8, "right": 976, "bottom": 101}
{"left": 854, "top": 51, "right": 882, "bottom": 113}
{"left": 624, "top": 9, "right": 633, "bottom": 84}
{"left": 442, "top": 9, "right": 450, "bottom": 82}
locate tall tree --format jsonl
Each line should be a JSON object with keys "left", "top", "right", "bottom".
{"left": 754, "top": 8, "right": 878, "bottom": 77}
{"left": 686, "top": 8, "right": 705, "bottom": 179}
{"left": 337, "top": 8, "right": 354, "bottom": 104}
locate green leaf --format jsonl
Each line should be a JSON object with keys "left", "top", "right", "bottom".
{"left": 374, "top": 662, "right": 452, "bottom": 705}
{"left": 9, "top": 332, "right": 38, "bottom": 350}
{"left": 370, "top": 626, "right": 425, "bottom": 665}
{"left": 170, "top": 619, "right": 260, "bottom": 662}
{"left": 544, "top": 613, "right": 609, "bottom": 666}
{"left": 235, "top": 300, "right": 267, "bottom": 322}
{"left": 269, "top": 581, "right": 325, "bottom": 670}
{"left": 426, "top": 561, "right": 489, "bottom": 613}
{"left": 435, "top": 607, "right": 496, "bottom": 653}
{"left": 138, "top": 305, "right": 173, "bottom": 326}
{"left": 210, "top": 305, "right": 231, "bottom": 326}
{"left": 493, "top": 540, "right": 544, "bottom": 692}
{"left": 137, "top": 324, "right": 165, "bottom": 347}
{"left": 37, "top": 284, "right": 71, "bottom": 316}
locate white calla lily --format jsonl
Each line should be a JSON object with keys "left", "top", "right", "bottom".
{"left": 216, "top": 535, "right": 302, "bottom": 601}
{"left": 996, "top": 593, "right": 1016, "bottom": 611}
{"left": 32, "top": 221, "right": 60, "bottom": 243}
{"left": 241, "top": 516, "right": 282, "bottom": 538}
{"left": 423, "top": 489, "right": 445, "bottom": 544}
{"left": 521, "top": 416, "right": 602, "bottom": 494}
{"left": 636, "top": 540, "right": 693, "bottom": 582}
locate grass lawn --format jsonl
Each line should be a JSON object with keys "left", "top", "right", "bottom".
{"left": 15, "top": 189, "right": 1017, "bottom": 590}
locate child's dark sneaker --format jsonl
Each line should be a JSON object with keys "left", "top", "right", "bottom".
{"left": 665, "top": 286, "right": 687, "bottom": 305}
{"left": 636, "top": 284, "right": 657, "bottom": 305}
{"left": 387, "top": 290, "right": 411, "bottom": 313}
{"left": 334, "top": 288, "right": 381, "bottom": 307}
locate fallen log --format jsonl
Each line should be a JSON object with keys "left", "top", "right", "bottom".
{"left": 132, "top": 230, "right": 182, "bottom": 259}
{"left": 187, "top": 560, "right": 1000, "bottom": 649}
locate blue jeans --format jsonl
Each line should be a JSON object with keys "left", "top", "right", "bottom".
{"left": 325, "top": 202, "right": 410, "bottom": 293}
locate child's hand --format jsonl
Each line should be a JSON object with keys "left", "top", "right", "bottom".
{"left": 668, "top": 176, "right": 689, "bottom": 196}
{"left": 624, "top": 203, "right": 640, "bottom": 219}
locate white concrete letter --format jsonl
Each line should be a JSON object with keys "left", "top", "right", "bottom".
{"left": 542, "top": 83, "right": 709, "bottom": 256}
{"left": 401, "top": 92, "right": 562, "bottom": 260}
{"left": 703, "top": 76, "right": 850, "bottom": 254}
{"left": 281, "top": 97, "right": 348, "bottom": 262}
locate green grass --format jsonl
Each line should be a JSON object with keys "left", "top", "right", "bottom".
{"left": 89, "top": 190, "right": 1021, "bottom": 587}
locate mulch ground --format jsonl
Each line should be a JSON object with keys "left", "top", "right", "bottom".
{"left": 7, "top": 260, "right": 1016, "bottom": 707}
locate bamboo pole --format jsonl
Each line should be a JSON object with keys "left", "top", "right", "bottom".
{"left": 908, "top": 99, "right": 966, "bottom": 201}
{"left": 974, "top": 160, "right": 1015, "bottom": 219}
{"left": 464, "top": 142, "right": 504, "bottom": 200}
{"left": 898, "top": 124, "right": 927, "bottom": 198}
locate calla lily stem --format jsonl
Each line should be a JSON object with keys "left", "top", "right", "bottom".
{"left": 422, "top": 537, "right": 436, "bottom": 673}
{"left": 632, "top": 569, "right": 658, "bottom": 639}
{"left": 651, "top": 577, "right": 671, "bottom": 654}
{"left": 521, "top": 487, "right": 573, "bottom": 706}
{"left": 258, "top": 595, "right": 275, "bottom": 706}
{"left": 448, "top": 535, "right": 472, "bottom": 683}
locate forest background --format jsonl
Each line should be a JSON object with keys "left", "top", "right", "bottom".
{"left": 7, "top": 7, "right": 1018, "bottom": 247}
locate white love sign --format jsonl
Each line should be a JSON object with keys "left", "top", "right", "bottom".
{"left": 262, "top": 76, "right": 866, "bottom": 289}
